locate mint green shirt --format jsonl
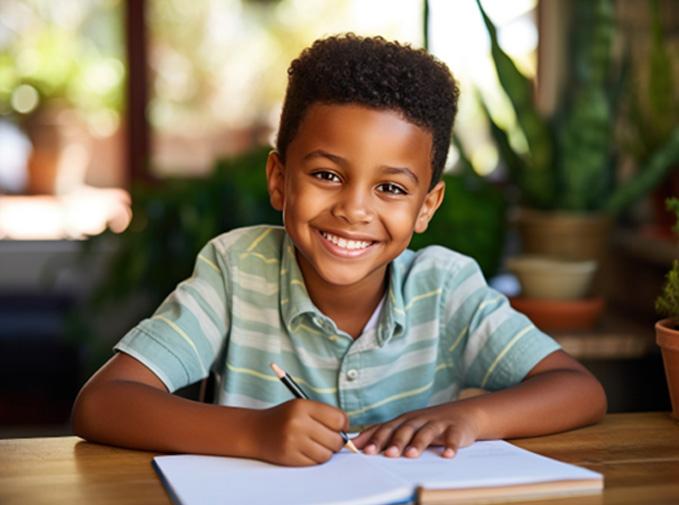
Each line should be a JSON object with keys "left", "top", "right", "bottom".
{"left": 115, "top": 225, "right": 559, "bottom": 429}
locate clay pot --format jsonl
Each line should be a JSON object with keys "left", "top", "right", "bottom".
{"left": 510, "top": 297, "right": 605, "bottom": 332}
{"left": 516, "top": 209, "right": 612, "bottom": 262}
{"left": 22, "top": 103, "right": 89, "bottom": 195}
{"left": 656, "top": 318, "right": 679, "bottom": 419}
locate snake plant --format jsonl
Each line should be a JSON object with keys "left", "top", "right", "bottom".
{"left": 476, "top": 0, "right": 679, "bottom": 215}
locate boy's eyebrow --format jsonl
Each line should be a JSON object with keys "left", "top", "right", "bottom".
{"left": 302, "top": 149, "right": 347, "bottom": 166}
{"left": 381, "top": 165, "right": 419, "bottom": 185}
{"left": 303, "top": 149, "right": 420, "bottom": 184}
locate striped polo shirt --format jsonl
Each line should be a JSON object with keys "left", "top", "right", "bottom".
{"left": 114, "top": 225, "right": 559, "bottom": 430}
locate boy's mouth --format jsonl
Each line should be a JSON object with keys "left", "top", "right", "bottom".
{"left": 318, "top": 229, "right": 376, "bottom": 257}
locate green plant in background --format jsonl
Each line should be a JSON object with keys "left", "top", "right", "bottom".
{"left": 623, "top": 0, "right": 678, "bottom": 173}
{"left": 70, "top": 147, "right": 280, "bottom": 372}
{"left": 656, "top": 198, "right": 679, "bottom": 322}
{"left": 476, "top": 0, "right": 679, "bottom": 215}
{"left": 410, "top": 136, "right": 506, "bottom": 278}
{"left": 87, "top": 146, "right": 279, "bottom": 307}
{"left": 0, "top": 1, "right": 124, "bottom": 118}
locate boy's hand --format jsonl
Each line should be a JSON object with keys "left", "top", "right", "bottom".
{"left": 250, "top": 399, "right": 348, "bottom": 467}
{"left": 351, "top": 403, "right": 482, "bottom": 459}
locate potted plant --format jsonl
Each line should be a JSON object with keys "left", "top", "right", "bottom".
{"left": 655, "top": 198, "right": 679, "bottom": 419}
{"left": 475, "top": 0, "right": 679, "bottom": 262}
{"left": 0, "top": 4, "right": 123, "bottom": 194}
{"left": 620, "top": 0, "right": 679, "bottom": 238}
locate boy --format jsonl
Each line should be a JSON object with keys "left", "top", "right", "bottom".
{"left": 72, "top": 35, "right": 606, "bottom": 467}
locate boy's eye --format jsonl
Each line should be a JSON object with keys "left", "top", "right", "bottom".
{"left": 377, "top": 182, "right": 407, "bottom": 195}
{"left": 312, "top": 171, "right": 341, "bottom": 183}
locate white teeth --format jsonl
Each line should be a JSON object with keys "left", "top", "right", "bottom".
{"left": 321, "top": 231, "right": 372, "bottom": 250}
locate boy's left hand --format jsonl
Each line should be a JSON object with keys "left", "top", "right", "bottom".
{"left": 351, "top": 403, "right": 482, "bottom": 459}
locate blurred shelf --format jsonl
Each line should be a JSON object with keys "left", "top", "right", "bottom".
{"left": 551, "top": 309, "right": 656, "bottom": 360}
{"left": 0, "top": 186, "right": 130, "bottom": 240}
{"left": 613, "top": 228, "right": 678, "bottom": 268}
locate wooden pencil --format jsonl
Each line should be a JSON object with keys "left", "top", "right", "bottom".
{"left": 270, "top": 362, "right": 360, "bottom": 454}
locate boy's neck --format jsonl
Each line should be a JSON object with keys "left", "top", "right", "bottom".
{"left": 296, "top": 252, "right": 388, "bottom": 339}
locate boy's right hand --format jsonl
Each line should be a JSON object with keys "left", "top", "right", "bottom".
{"left": 250, "top": 399, "right": 348, "bottom": 466}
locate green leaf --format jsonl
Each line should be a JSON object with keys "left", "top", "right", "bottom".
{"left": 648, "top": 0, "right": 675, "bottom": 140}
{"left": 475, "top": 0, "right": 552, "bottom": 173}
{"left": 476, "top": 92, "right": 555, "bottom": 208}
{"left": 656, "top": 260, "right": 679, "bottom": 319}
{"left": 605, "top": 127, "right": 679, "bottom": 215}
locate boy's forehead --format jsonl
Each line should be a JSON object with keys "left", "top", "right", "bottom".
{"left": 289, "top": 103, "right": 433, "bottom": 174}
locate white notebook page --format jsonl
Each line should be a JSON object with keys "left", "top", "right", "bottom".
{"left": 154, "top": 452, "right": 411, "bottom": 505}
{"left": 365, "top": 440, "right": 601, "bottom": 490}
{"left": 153, "top": 440, "right": 602, "bottom": 505}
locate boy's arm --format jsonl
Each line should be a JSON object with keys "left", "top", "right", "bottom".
{"left": 71, "top": 352, "right": 348, "bottom": 466}
{"left": 351, "top": 350, "right": 606, "bottom": 458}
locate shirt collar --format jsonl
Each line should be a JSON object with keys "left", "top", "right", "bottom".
{"left": 280, "top": 232, "right": 318, "bottom": 328}
{"left": 377, "top": 256, "right": 406, "bottom": 346}
{"left": 279, "top": 231, "right": 406, "bottom": 344}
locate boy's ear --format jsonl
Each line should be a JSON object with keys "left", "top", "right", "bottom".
{"left": 266, "top": 150, "right": 285, "bottom": 212}
{"left": 414, "top": 180, "right": 445, "bottom": 234}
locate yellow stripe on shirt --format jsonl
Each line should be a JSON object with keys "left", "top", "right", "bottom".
{"left": 480, "top": 324, "right": 533, "bottom": 388}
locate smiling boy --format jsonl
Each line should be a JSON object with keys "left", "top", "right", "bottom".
{"left": 72, "top": 35, "right": 606, "bottom": 467}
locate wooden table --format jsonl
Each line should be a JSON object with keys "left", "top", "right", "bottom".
{"left": 1, "top": 412, "right": 678, "bottom": 505}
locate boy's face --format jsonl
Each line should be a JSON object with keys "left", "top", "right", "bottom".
{"left": 267, "top": 103, "right": 444, "bottom": 292}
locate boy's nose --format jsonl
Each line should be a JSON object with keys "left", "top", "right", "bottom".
{"left": 332, "top": 186, "right": 374, "bottom": 224}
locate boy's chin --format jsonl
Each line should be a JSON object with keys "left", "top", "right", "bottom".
{"left": 318, "top": 270, "right": 369, "bottom": 287}
{"left": 310, "top": 264, "right": 374, "bottom": 287}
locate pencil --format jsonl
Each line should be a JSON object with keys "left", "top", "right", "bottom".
{"left": 270, "top": 362, "right": 360, "bottom": 454}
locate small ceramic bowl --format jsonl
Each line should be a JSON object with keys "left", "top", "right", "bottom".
{"left": 506, "top": 255, "right": 598, "bottom": 300}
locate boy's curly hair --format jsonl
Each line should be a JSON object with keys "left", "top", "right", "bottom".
{"left": 276, "top": 34, "right": 460, "bottom": 189}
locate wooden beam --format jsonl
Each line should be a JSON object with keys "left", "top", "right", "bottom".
{"left": 124, "top": 0, "right": 151, "bottom": 184}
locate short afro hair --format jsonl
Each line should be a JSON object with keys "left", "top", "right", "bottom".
{"left": 275, "top": 34, "right": 460, "bottom": 189}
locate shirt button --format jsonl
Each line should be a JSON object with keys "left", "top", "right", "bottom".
{"left": 346, "top": 369, "right": 359, "bottom": 381}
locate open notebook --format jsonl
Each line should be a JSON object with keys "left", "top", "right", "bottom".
{"left": 153, "top": 440, "right": 603, "bottom": 505}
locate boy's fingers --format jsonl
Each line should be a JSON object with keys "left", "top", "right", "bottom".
{"left": 404, "top": 422, "right": 442, "bottom": 457}
{"left": 352, "top": 426, "right": 378, "bottom": 449}
{"left": 311, "top": 426, "right": 346, "bottom": 453}
{"left": 300, "top": 442, "right": 334, "bottom": 465}
{"left": 363, "top": 421, "right": 401, "bottom": 454}
{"left": 309, "top": 403, "right": 348, "bottom": 432}
{"left": 441, "top": 447, "right": 456, "bottom": 458}
{"left": 440, "top": 426, "right": 464, "bottom": 458}
{"left": 383, "top": 422, "right": 419, "bottom": 457}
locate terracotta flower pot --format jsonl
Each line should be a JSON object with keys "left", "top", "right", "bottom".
{"left": 510, "top": 296, "right": 605, "bottom": 331}
{"left": 656, "top": 318, "right": 679, "bottom": 419}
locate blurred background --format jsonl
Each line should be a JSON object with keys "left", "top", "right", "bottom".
{"left": 0, "top": 0, "right": 677, "bottom": 438}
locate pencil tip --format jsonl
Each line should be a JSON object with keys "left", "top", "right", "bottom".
{"left": 346, "top": 440, "right": 360, "bottom": 454}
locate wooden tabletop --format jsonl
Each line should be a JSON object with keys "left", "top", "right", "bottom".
{"left": 1, "top": 412, "right": 678, "bottom": 505}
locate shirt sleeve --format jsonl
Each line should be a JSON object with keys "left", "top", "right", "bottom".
{"left": 443, "top": 257, "right": 561, "bottom": 391}
{"left": 114, "top": 239, "right": 230, "bottom": 392}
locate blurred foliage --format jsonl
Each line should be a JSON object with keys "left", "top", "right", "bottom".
{"left": 476, "top": 0, "right": 679, "bottom": 215}
{"left": 410, "top": 136, "right": 506, "bottom": 278}
{"left": 656, "top": 198, "right": 679, "bottom": 321}
{"left": 85, "top": 146, "right": 279, "bottom": 309}
{"left": 622, "top": 0, "right": 678, "bottom": 167}
{"left": 0, "top": 0, "right": 124, "bottom": 118}
{"left": 69, "top": 147, "right": 279, "bottom": 372}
